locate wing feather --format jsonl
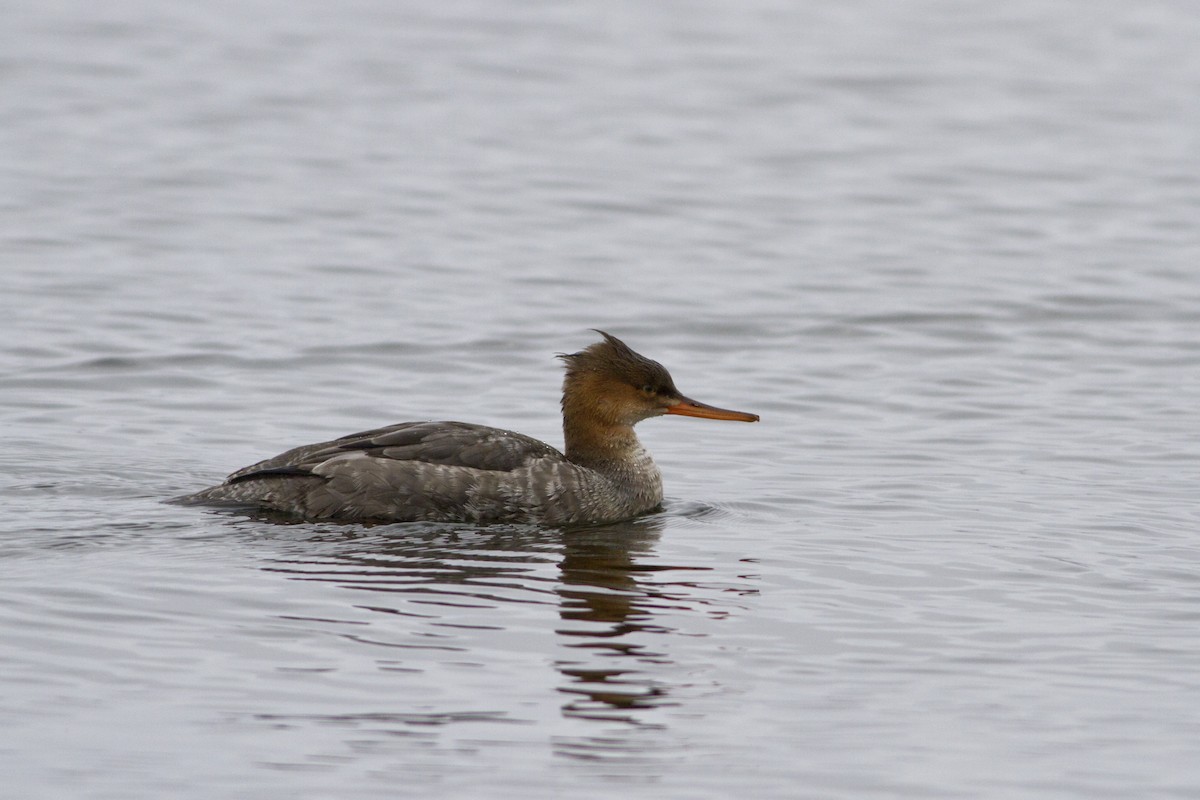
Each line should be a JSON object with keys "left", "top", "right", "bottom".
{"left": 226, "top": 421, "right": 563, "bottom": 484}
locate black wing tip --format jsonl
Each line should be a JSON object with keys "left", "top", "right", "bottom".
{"left": 227, "top": 465, "right": 316, "bottom": 485}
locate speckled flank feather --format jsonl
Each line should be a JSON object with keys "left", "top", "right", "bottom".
{"left": 180, "top": 420, "right": 663, "bottom": 524}
{"left": 177, "top": 332, "right": 755, "bottom": 524}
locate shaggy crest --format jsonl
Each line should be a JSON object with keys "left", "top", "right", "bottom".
{"left": 558, "top": 330, "right": 680, "bottom": 398}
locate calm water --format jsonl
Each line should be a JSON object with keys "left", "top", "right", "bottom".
{"left": 4, "top": 1, "right": 1200, "bottom": 797}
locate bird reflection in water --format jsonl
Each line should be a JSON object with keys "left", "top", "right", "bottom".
{"left": 554, "top": 515, "right": 696, "bottom": 724}
{"left": 244, "top": 509, "right": 723, "bottom": 738}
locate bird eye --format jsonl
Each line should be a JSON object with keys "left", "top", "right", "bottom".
{"left": 640, "top": 384, "right": 655, "bottom": 394}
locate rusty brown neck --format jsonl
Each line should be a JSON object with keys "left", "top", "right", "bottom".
{"left": 561, "top": 378, "right": 642, "bottom": 469}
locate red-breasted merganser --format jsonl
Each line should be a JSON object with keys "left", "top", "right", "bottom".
{"left": 178, "top": 331, "right": 758, "bottom": 524}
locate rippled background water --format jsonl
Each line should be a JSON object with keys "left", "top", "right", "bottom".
{"left": 4, "top": 1, "right": 1200, "bottom": 798}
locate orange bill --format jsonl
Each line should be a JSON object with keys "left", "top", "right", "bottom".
{"left": 666, "top": 397, "right": 759, "bottom": 422}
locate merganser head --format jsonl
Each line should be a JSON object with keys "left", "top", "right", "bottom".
{"left": 558, "top": 331, "right": 760, "bottom": 426}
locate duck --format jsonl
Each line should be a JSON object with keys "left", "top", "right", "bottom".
{"left": 177, "top": 331, "right": 758, "bottom": 524}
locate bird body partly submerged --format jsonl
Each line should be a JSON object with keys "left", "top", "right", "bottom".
{"left": 178, "top": 332, "right": 757, "bottom": 524}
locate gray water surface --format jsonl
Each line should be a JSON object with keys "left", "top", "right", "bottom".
{"left": 3, "top": 1, "right": 1200, "bottom": 798}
